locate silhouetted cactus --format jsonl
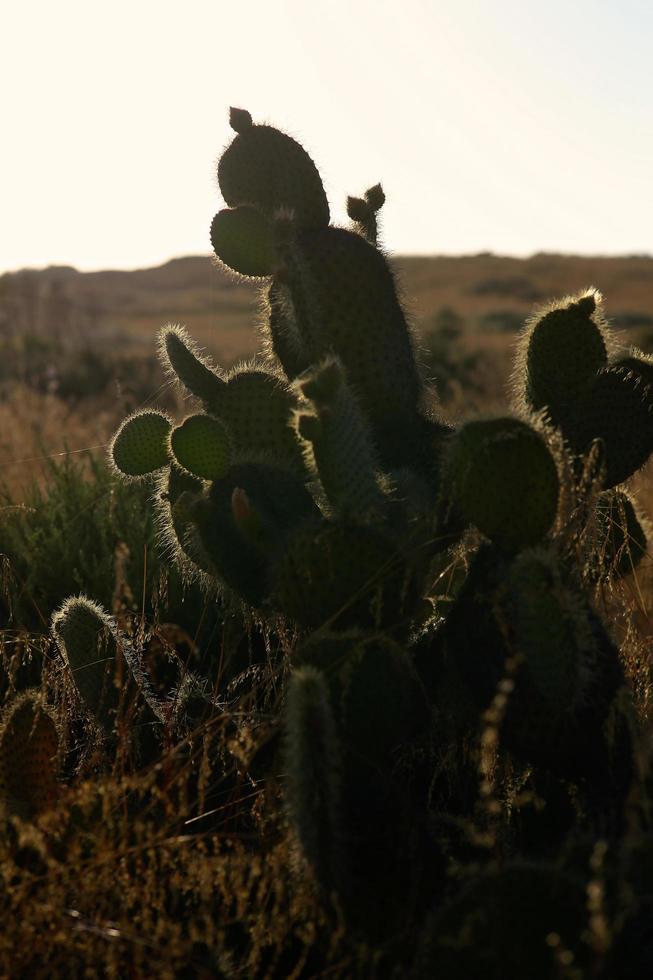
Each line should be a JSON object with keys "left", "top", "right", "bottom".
{"left": 514, "top": 289, "right": 653, "bottom": 487}
{"left": 284, "top": 667, "right": 343, "bottom": 891}
{"left": 61, "top": 106, "right": 653, "bottom": 972}
{"left": 0, "top": 693, "right": 60, "bottom": 818}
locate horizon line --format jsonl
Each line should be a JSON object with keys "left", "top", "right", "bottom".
{"left": 2, "top": 248, "right": 652, "bottom": 279}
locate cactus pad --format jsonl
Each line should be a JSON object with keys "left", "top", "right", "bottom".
{"left": 218, "top": 116, "right": 329, "bottom": 229}
{"left": 111, "top": 410, "right": 171, "bottom": 477}
{"left": 281, "top": 226, "right": 423, "bottom": 467}
{"left": 160, "top": 326, "right": 226, "bottom": 405}
{"left": 170, "top": 414, "right": 231, "bottom": 481}
{"left": 574, "top": 366, "right": 653, "bottom": 487}
{"left": 520, "top": 290, "right": 608, "bottom": 427}
{"left": 210, "top": 206, "right": 276, "bottom": 278}
{"left": 443, "top": 418, "right": 559, "bottom": 551}
{"left": 210, "top": 368, "right": 303, "bottom": 470}
{"left": 0, "top": 694, "right": 59, "bottom": 817}
{"left": 295, "top": 358, "right": 384, "bottom": 516}
{"left": 52, "top": 597, "right": 123, "bottom": 731}
{"left": 284, "top": 667, "right": 342, "bottom": 889}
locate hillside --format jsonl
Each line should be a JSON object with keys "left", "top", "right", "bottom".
{"left": 1, "top": 251, "right": 652, "bottom": 494}
{"left": 2, "top": 252, "right": 652, "bottom": 360}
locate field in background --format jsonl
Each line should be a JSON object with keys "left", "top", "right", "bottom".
{"left": 1, "top": 251, "right": 653, "bottom": 499}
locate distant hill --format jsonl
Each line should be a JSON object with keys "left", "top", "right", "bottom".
{"left": 1, "top": 252, "right": 652, "bottom": 365}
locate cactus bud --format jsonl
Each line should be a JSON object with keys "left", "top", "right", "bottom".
{"left": 228, "top": 106, "right": 253, "bottom": 133}
{"left": 364, "top": 183, "right": 385, "bottom": 211}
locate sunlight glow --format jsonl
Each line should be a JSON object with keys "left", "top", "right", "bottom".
{"left": 2, "top": 0, "right": 651, "bottom": 272}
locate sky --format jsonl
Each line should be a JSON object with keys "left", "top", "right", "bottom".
{"left": 2, "top": 0, "right": 652, "bottom": 273}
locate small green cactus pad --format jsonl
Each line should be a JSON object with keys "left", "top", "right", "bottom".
{"left": 443, "top": 418, "right": 559, "bottom": 551}
{"left": 273, "top": 522, "right": 415, "bottom": 629}
{"left": 160, "top": 326, "right": 226, "bottom": 405}
{"left": 218, "top": 115, "right": 329, "bottom": 229}
{"left": 52, "top": 597, "right": 122, "bottom": 731}
{"left": 111, "top": 410, "right": 171, "bottom": 477}
{"left": 574, "top": 366, "right": 653, "bottom": 487}
{"left": 595, "top": 490, "right": 648, "bottom": 577}
{"left": 0, "top": 694, "right": 60, "bottom": 817}
{"left": 210, "top": 206, "right": 276, "bottom": 278}
{"left": 169, "top": 414, "right": 231, "bottom": 481}
{"left": 518, "top": 290, "right": 608, "bottom": 427}
{"left": 284, "top": 666, "right": 343, "bottom": 889}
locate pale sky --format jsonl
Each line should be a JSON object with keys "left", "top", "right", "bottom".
{"left": 2, "top": 0, "right": 651, "bottom": 273}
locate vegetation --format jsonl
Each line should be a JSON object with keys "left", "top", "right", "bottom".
{"left": 1, "top": 109, "right": 653, "bottom": 978}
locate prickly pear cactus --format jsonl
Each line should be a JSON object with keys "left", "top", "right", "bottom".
{"left": 60, "top": 106, "right": 652, "bottom": 974}
{"left": 52, "top": 596, "right": 164, "bottom": 734}
{"left": 514, "top": 289, "right": 653, "bottom": 487}
{"left": 0, "top": 693, "right": 60, "bottom": 818}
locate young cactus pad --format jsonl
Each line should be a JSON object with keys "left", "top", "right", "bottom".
{"left": 169, "top": 415, "right": 231, "bottom": 481}
{"left": 52, "top": 597, "right": 164, "bottom": 730}
{"left": 111, "top": 410, "right": 172, "bottom": 477}
{"left": 52, "top": 597, "right": 122, "bottom": 729}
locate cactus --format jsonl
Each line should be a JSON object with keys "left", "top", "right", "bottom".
{"left": 111, "top": 410, "right": 172, "bottom": 477}
{"left": 189, "top": 460, "right": 319, "bottom": 605}
{"left": 347, "top": 183, "right": 385, "bottom": 246}
{"left": 52, "top": 597, "right": 164, "bottom": 734}
{"left": 441, "top": 417, "right": 560, "bottom": 552}
{"left": 0, "top": 693, "right": 60, "bottom": 818}
{"left": 284, "top": 666, "right": 343, "bottom": 891}
{"left": 169, "top": 414, "right": 231, "bottom": 481}
{"left": 210, "top": 205, "right": 276, "bottom": 278}
{"left": 443, "top": 543, "right": 626, "bottom": 774}
{"left": 515, "top": 290, "right": 653, "bottom": 487}
{"left": 218, "top": 108, "right": 329, "bottom": 229}
{"left": 275, "top": 223, "right": 425, "bottom": 469}
{"left": 89, "top": 107, "right": 653, "bottom": 969}
{"left": 294, "top": 357, "right": 386, "bottom": 518}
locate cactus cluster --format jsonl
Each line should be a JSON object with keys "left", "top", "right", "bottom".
{"left": 103, "top": 107, "right": 651, "bottom": 866}
{"left": 24, "top": 109, "right": 652, "bottom": 974}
